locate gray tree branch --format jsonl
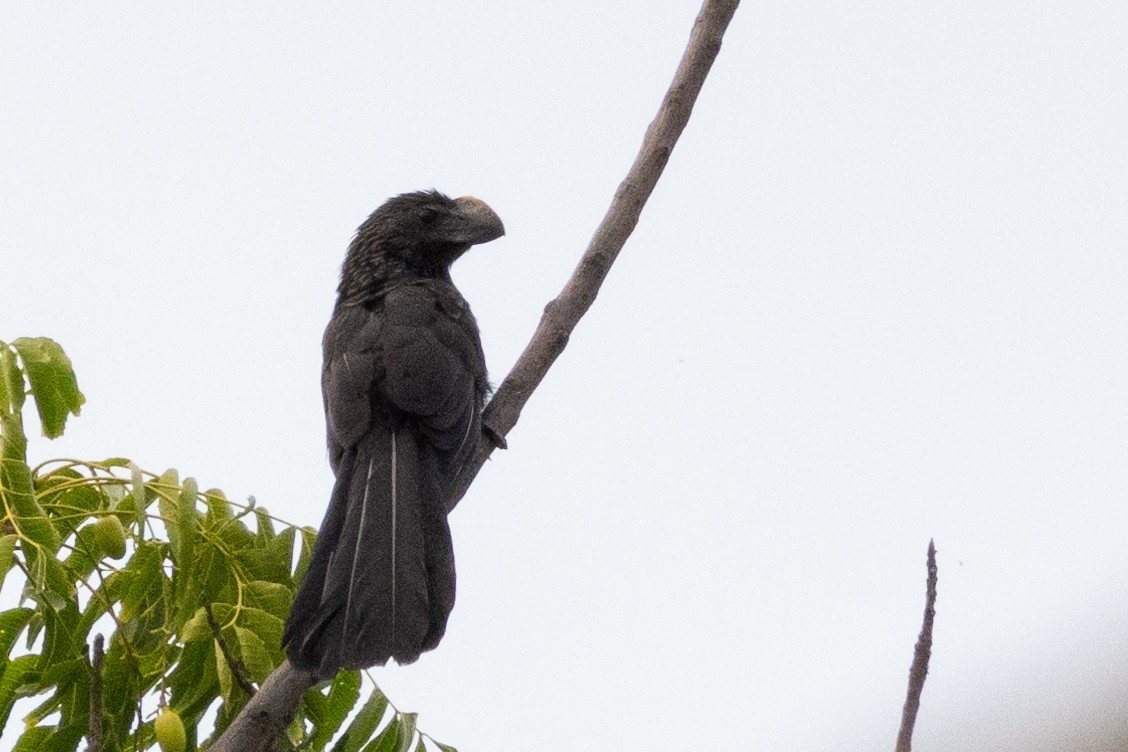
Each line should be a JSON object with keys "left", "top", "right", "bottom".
{"left": 450, "top": 0, "right": 741, "bottom": 508}
{"left": 208, "top": 660, "right": 319, "bottom": 752}
{"left": 895, "top": 540, "right": 939, "bottom": 752}
{"left": 210, "top": 2, "right": 740, "bottom": 749}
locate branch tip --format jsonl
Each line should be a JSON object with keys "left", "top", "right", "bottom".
{"left": 894, "top": 540, "right": 939, "bottom": 752}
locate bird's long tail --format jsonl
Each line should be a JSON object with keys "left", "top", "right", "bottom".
{"left": 283, "top": 427, "right": 455, "bottom": 677}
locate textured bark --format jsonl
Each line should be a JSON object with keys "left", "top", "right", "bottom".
{"left": 209, "top": 661, "right": 319, "bottom": 752}
{"left": 895, "top": 540, "right": 938, "bottom": 752}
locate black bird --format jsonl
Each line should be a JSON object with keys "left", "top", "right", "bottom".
{"left": 283, "top": 190, "right": 503, "bottom": 677}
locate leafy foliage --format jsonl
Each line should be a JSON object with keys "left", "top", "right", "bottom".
{"left": 0, "top": 338, "right": 454, "bottom": 751}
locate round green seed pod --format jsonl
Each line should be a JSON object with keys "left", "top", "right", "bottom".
{"left": 154, "top": 707, "right": 186, "bottom": 752}
{"left": 92, "top": 516, "right": 127, "bottom": 560}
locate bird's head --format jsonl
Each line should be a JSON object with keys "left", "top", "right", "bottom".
{"left": 343, "top": 190, "right": 505, "bottom": 292}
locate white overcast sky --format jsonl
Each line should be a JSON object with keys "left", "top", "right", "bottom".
{"left": 3, "top": 2, "right": 1127, "bottom": 750}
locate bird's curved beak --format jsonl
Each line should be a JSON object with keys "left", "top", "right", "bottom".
{"left": 451, "top": 196, "right": 505, "bottom": 245}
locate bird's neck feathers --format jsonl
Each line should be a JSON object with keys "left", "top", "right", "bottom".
{"left": 336, "top": 237, "right": 456, "bottom": 305}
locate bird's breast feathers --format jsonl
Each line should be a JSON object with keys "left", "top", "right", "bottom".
{"left": 323, "top": 280, "right": 485, "bottom": 452}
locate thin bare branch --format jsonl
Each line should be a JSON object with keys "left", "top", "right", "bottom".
{"left": 205, "top": 601, "right": 258, "bottom": 698}
{"left": 895, "top": 540, "right": 938, "bottom": 752}
{"left": 88, "top": 634, "right": 105, "bottom": 752}
{"left": 449, "top": 0, "right": 741, "bottom": 507}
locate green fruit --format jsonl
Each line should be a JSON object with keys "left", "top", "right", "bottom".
{"left": 92, "top": 516, "right": 127, "bottom": 559}
{"left": 154, "top": 707, "right": 186, "bottom": 752}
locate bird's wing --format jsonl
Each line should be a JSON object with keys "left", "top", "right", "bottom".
{"left": 286, "top": 282, "right": 482, "bottom": 673}
{"left": 321, "top": 281, "right": 484, "bottom": 462}
{"left": 321, "top": 303, "right": 383, "bottom": 470}
{"left": 379, "top": 281, "right": 485, "bottom": 469}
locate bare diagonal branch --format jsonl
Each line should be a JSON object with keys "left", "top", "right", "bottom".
{"left": 450, "top": 0, "right": 741, "bottom": 507}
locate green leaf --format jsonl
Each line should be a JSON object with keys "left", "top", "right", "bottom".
{"left": 154, "top": 467, "right": 179, "bottom": 492}
{"left": 36, "top": 469, "right": 102, "bottom": 541}
{"left": 98, "top": 478, "right": 129, "bottom": 509}
{"left": 244, "top": 580, "right": 291, "bottom": 618}
{"left": 294, "top": 526, "right": 318, "bottom": 585}
{"left": 166, "top": 637, "right": 219, "bottom": 720}
{"left": 34, "top": 722, "right": 85, "bottom": 752}
{"left": 34, "top": 604, "right": 83, "bottom": 685}
{"left": 129, "top": 462, "right": 146, "bottom": 538}
{"left": 232, "top": 626, "right": 272, "bottom": 682}
{"left": 23, "top": 545, "right": 71, "bottom": 612}
{"left": 74, "top": 570, "right": 123, "bottom": 642}
{"left": 178, "top": 479, "right": 199, "bottom": 557}
{"left": 119, "top": 541, "right": 164, "bottom": 623}
{"left": 204, "top": 489, "right": 234, "bottom": 526}
{"left": 2, "top": 443, "right": 67, "bottom": 611}
{"left": 361, "top": 719, "right": 402, "bottom": 752}
{"left": 179, "top": 605, "right": 221, "bottom": 643}
{"left": 98, "top": 634, "right": 143, "bottom": 749}
{"left": 394, "top": 713, "right": 418, "bottom": 752}
{"left": 163, "top": 476, "right": 198, "bottom": 566}
{"left": 10, "top": 337, "right": 84, "bottom": 439}
{"left": 332, "top": 686, "right": 390, "bottom": 752}
{"left": 236, "top": 605, "right": 283, "bottom": 646}
{"left": 262, "top": 525, "right": 297, "bottom": 584}
{"left": 0, "top": 608, "right": 36, "bottom": 733}
{"left": 235, "top": 537, "right": 292, "bottom": 585}
{"left": 0, "top": 534, "right": 18, "bottom": 590}
{"left": 24, "top": 655, "right": 85, "bottom": 725}
{"left": 11, "top": 725, "right": 52, "bottom": 752}
{"left": 44, "top": 651, "right": 92, "bottom": 748}
{"left": 168, "top": 477, "right": 201, "bottom": 627}
{"left": 214, "top": 638, "right": 233, "bottom": 701}
{"left": 194, "top": 541, "right": 237, "bottom": 610}
{"left": 60, "top": 523, "right": 104, "bottom": 581}
{"left": 214, "top": 516, "right": 255, "bottom": 551}
{"left": 115, "top": 541, "right": 172, "bottom": 653}
{"left": 0, "top": 654, "right": 39, "bottom": 731}
{"left": 0, "top": 342, "right": 27, "bottom": 468}
{"left": 254, "top": 506, "right": 276, "bottom": 541}
{"left": 0, "top": 607, "right": 34, "bottom": 656}
{"left": 155, "top": 468, "right": 181, "bottom": 553}
{"left": 306, "top": 670, "right": 361, "bottom": 749}
{"left": 0, "top": 345, "right": 28, "bottom": 462}
{"left": 2, "top": 454, "right": 62, "bottom": 551}
{"left": 0, "top": 342, "right": 26, "bottom": 414}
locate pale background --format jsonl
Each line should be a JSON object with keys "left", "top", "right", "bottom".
{"left": 2, "top": 2, "right": 1127, "bottom": 750}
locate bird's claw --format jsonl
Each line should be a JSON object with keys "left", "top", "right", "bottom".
{"left": 483, "top": 423, "right": 507, "bottom": 450}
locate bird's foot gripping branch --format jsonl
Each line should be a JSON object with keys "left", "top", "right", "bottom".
{"left": 0, "top": 337, "right": 451, "bottom": 751}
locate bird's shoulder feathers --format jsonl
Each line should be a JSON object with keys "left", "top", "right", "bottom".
{"left": 322, "top": 280, "right": 486, "bottom": 458}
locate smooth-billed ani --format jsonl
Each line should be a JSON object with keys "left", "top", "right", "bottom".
{"left": 283, "top": 190, "right": 503, "bottom": 677}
